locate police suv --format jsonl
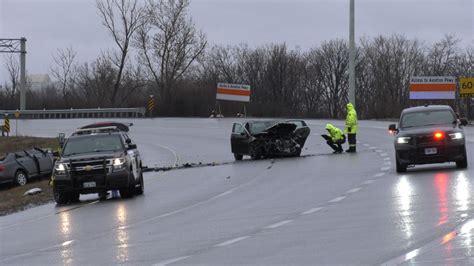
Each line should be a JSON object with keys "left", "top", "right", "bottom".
{"left": 389, "top": 105, "right": 468, "bottom": 173}
{"left": 52, "top": 122, "right": 144, "bottom": 204}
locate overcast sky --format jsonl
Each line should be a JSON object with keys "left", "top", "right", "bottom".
{"left": 0, "top": 0, "right": 472, "bottom": 83}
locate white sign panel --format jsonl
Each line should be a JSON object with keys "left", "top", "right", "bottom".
{"left": 216, "top": 83, "right": 251, "bottom": 102}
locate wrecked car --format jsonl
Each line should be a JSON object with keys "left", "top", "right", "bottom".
{"left": 0, "top": 148, "right": 54, "bottom": 186}
{"left": 231, "top": 120, "right": 310, "bottom": 160}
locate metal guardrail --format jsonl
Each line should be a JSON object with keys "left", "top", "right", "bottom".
{"left": 2, "top": 108, "right": 147, "bottom": 119}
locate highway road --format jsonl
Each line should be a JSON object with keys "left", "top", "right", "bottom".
{"left": 1, "top": 118, "right": 473, "bottom": 265}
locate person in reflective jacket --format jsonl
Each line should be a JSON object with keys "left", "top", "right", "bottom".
{"left": 323, "top": 124, "right": 346, "bottom": 154}
{"left": 344, "top": 102, "right": 358, "bottom": 153}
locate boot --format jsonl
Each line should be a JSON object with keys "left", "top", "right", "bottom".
{"left": 346, "top": 147, "right": 356, "bottom": 153}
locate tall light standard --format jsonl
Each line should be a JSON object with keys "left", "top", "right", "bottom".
{"left": 348, "top": 0, "right": 356, "bottom": 106}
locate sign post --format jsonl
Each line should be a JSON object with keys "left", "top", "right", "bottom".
{"left": 147, "top": 95, "right": 155, "bottom": 117}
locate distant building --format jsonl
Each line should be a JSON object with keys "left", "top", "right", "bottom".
{"left": 28, "top": 74, "right": 52, "bottom": 91}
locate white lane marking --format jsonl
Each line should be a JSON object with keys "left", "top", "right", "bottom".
{"left": 373, "top": 173, "right": 385, "bottom": 178}
{"left": 347, "top": 187, "right": 361, "bottom": 194}
{"left": 383, "top": 157, "right": 390, "bottom": 161}
{"left": 302, "top": 207, "right": 323, "bottom": 215}
{"left": 370, "top": 147, "right": 377, "bottom": 150}
{"left": 88, "top": 200, "right": 100, "bottom": 205}
{"left": 265, "top": 220, "right": 293, "bottom": 229}
{"left": 384, "top": 161, "right": 392, "bottom": 165}
{"left": 329, "top": 196, "right": 346, "bottom": 203}
{"left": 380, "top": 153, "right": 388, "bottom": 157}
{"left": 363, "top": 180, "right": 374, "bottom": 185}
{"left": 363, "top": 143, "right": 369, "bottom": 147}
{"left": 214, "top": 190, "right": 233, "bottom": 199}
{"left": 62, "top": 240, "right": 74, "bottom": 247}
{"left": 154, "top": 143, "right": 180, "bottom": 166}
{"left": 154, "top": 256, "right": 191, "bottom": 266}
{"left": 381, "top": 166, "right": 390, "bottom": 171}
{"left": 215, "top": 236, "right": 250, "bottom": 247}
{"left": 376, "top": 149, "right": 383, "bottom": 153}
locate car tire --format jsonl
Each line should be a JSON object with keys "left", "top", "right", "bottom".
{"left": 120, "top": 175, "right": 136, "bottom": 199}
{"left": 53, "top": 186, "right": 70, "bottom": 205}
{"left": 396, "top": 153, "right": 407, "bottom": 173}
{"left": 135, "top": 171, "right": 144, "bottom": 195}
{"left": 456, "top": 147, "right": 468, "bottom": 169}
{"left": 15, "top": 170, "right": 28, "bottom": 186}
{"left": 69, "top": 193, "right": 80, "bottom": 203}
{"left": 234, "top": 153, "right": 243, "bottom": 160}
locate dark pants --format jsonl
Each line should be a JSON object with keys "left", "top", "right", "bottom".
{"left": 327, "top": 139, "right": 345, "bottom": 152}
{"left": 347, "top": 133, "right": 357, "bottom": 152}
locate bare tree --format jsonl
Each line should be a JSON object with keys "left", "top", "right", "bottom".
{"left": 96, "top": 0, "right": 144, "bottom": 105}
{"left": 136, "top": 0, "right": 207, "bottom": 100}
{"left": 4, "top": 54, "right": 20, "bottom": 100}
{"left": 50, "top": 47, "right": 77, "bottom": 105}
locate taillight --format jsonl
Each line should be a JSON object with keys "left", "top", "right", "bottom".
{"left": 0, "top": 164, "right": 4, "bottom": 172}
{"left": 434, "top": 132, "right": 444, "bottom": 140}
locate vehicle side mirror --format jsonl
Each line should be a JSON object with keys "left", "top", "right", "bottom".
{"left": 460, "top": 118, "right": 468, "bottom": 126}
{"left": 58, "top": 133, "right": 66, "bottom": 148}
{"left": 127, "top": 144, "right": 137, "bottom": 150}
{"left": 126, "top": 138, "right": 132, "bottom": 144}
{"left": 388, "top": 124, "right": 397, "bottom": 133}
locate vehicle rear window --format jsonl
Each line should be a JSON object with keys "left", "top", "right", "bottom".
{"left": 400, "top": 110, "right": 455, "bottom": 128}
{"left": 62, "top": 135, "right": 124, "bottom": 156}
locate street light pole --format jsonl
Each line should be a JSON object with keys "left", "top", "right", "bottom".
{"left": 20, "top": 38, "right": 27, "bottom": 110}
{"left": 348, "top": 0, "right": 356, "bottom": 106}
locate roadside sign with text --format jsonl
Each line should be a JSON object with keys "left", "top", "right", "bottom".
{"left": 460, "top": 77, "right": 474, "bottom": 98}
{"left": 409, "top": 76, "right": 456, "bottom": 100}
{"left": 216, "top": 83, "right": 251, "bottom": 102}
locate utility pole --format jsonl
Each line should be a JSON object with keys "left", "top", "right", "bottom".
{"left": 348, "top": 0, "right": 356, "bottom": 106}
{"left": 20, "top": 38, "right": 26, "bottom": 110}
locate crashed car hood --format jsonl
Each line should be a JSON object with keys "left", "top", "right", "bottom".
{"left": 261, "top": 122, "right": 297, "bottom": 135}
{"left": 60, "top": 151, "right": 125, "bottom": 161}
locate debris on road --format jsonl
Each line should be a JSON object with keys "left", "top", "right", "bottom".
{"left": 23, "top": 188, "right": 43, "bottom": 196}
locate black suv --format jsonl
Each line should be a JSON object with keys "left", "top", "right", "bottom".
{"left": 389, "top": 105, "right": 468, "bottom": 173}
{"left": 52, "top": 122, "right": 144, "bottom": 204}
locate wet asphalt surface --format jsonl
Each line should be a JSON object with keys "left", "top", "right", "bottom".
{"left": 1, "top": 118, "right": 473, "bottom": 265}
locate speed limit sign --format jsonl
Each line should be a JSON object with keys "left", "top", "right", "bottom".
{"left": 460, "top": 77, "right": 474, "bottom": 98}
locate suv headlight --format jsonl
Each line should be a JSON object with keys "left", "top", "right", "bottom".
{"left": 113, "top": 157, "right": 126, "bottom": 170}
{"left": 397, "top": 137, "right": 411, "bottom": 144}
{"left": 54, "top": 162, "right": 68, "bottom": 175}
{"left": 449, "top": 132, "right": 463, "bottom": 140}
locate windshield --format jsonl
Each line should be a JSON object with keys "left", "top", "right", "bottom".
{"left": 248, "top": 121, "right": 277, "bottom": 134}
{"left": 62, "top": 135, "right": 124, "bottom": 156}
{"left": 400, "top": 110, "right": 455, "bottom": 128}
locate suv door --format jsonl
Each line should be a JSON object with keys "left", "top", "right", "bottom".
{"left": 123, "top": 134, "right": 140, "bottom": 180}
{"left": 231, "top": 123, "right": 251, "bottom": 154}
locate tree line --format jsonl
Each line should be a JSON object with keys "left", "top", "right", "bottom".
{"left": 1, "top": 0, "right": 473, "bottom": 119}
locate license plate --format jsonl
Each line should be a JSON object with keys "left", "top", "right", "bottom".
{"left": 425, "top": 148, "right": 437, "bottom": 155}
{"left": 83, "top": 181, "right": 96, "bottom": 188}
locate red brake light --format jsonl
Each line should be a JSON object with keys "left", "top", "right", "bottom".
{"left": 434, "top": 132, "right": 444, "bottom": 140}
{"left": 0, "top": 164, "right": 4, "bottom": 172}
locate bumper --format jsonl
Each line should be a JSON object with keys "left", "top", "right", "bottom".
{"left": 53, "top": 170, "right": 131, "bottom": 194}
{"left": 396, "top": 142, "right": 465, "bottom": 165}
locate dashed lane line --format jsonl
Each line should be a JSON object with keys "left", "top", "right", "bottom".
{"left": 381, "top": 166, "right": 390, "bottom": 171}
{"left": 214, "top": 236, "right": 250, "bottom": 247}
{"left": 265, "top": 220, "right": 293, "bottom": 229}
{"left": 347, "top": 187, "right": 362, "bottom": 194}
{"left": 363, "top": 179, "right": 374, "bottom": 185}
{"left": 329, "top": 196, "right": 346, "bottom": 203}
{"left": 302, "top": 207, "right": 324, "bottom": 215}
{"left": 154, "top": 256, "right": 191, "bottom": 266}
{"left": 373, "top": 173, "right": 385, "bottom": 178}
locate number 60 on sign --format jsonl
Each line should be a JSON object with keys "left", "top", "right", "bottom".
{"left": 460, "top": 77, "right": 474, "bottom": 98}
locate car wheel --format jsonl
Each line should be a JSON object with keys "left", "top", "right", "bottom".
{"left": 395, "top": 153, "right": 407, "bottom": 173}
{"left": 234, "top": 153, "right": 243, "bottom": 160}
{"left": 15, "top": 170, "right": 28, "bottom": 186}
{"left": 69, "top": 193, "right": 80, "bottom": 203}
{"left": 456, "top": 147, "right": 468, "bottom": 169}
{"left": 249, "top": 143, "right": 263, "bottom": 160}
{"left": 120, "top": 175, "right": 136, "bottom": 199}
{"left": 53, "top": 186, "right": 70, "bottom": 205}
{"left": 135, "top": 171, "right": 144, "bottom": 195}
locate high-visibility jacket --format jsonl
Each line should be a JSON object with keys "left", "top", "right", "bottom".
{"left": 345, "top": 103, "right": 358, "bottom": 134}
{"left": 325, "top": 124, "right": 345, "bottom": 142}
